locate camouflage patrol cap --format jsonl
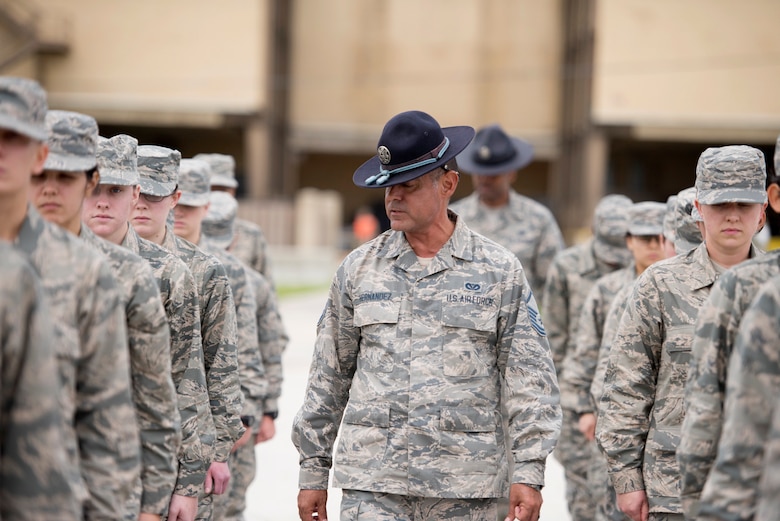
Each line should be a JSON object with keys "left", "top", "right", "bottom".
{"left": 675, "top": 187, "right": 703, "bottom": 254}
{"left": 43, "top": 110, "right": 98, "bottom": 172}
{"left": 627, "top": 201, "right": 666, "bottom": 236}
{"left": 593, "top": 194, "right": 633, "bottom": 266}
{"left": 137, "top": 145, "right": 180, "bottom": 196}
{"left": 193, "top": 153, "right": 238, "bottom": 189}
{"left": 691, "top": 205, "right": 703, "bottom": 222}
{"left": 201, "top": 191, "right": 237, "bottom": 249}
{"left": 0, "top": 76, "right": 48, "bottom": 141}
{"left": 178, "top": 159, "right": 211, "bottom": 207}
{"left": 97, "top": 134, "right": 139, "bottom": 185}
{"left": 695, "top": 145, "right": 767, "bottom": 205}
{"left": 663, "top": 195, "right": 678, "bottom": 243}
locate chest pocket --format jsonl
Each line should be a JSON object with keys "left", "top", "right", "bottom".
{"left": 441, "top": 301, "right": 498, "bottom": 378}
{"left": 353, "top": 298, "right": 401, "bottom": 373}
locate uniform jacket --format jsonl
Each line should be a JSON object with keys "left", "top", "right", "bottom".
{"left": 698, "top": 273, "right": 780, "bottom": 521}
{"left": 596, "top": 243, "right": 754, "bottom": 514}
{"left": 122, "top": 225, "right": 210, "bottom": 497}
{"left": 678, "top": 250, "right": 776, "bottom": 517}
{"left": 17, "top": 206, "right": 139, "bottom": 519}
{"left": 292, "top": 214, "right": 561, "bottom": 498}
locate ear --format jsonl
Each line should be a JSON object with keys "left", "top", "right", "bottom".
{"left": 131, "top": 185, "right": 141, "bottom": 206}
{"left": 768, "top": 183, "right": 780, "bottom": 213}
{"left": 170, "top": 190, "right": 182, "bottom": 208}
{"left": 757, "top": 201, "right": 768, "bottom": 231}
{"left": 440, "top": 169, "right": 459, "bottom": 198}
{"left": 85, "top": 171, "right": 100, "bottom": 196}
{"left": 32, "top": 143, "right": 49, "bottom": 175}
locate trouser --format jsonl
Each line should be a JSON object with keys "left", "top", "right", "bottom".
{"left": 341, "top": 490, "right": 499, "bottom": 521}
{"left": 211, "top": 432, "right": 257, "bottom": 521}
{"left": 555, "top": 408, "right": 597, "bottom": 521}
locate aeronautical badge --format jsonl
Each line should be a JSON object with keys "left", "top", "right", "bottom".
{"left": 378, "top": 145, "right": 392, "bottom": 165}
{"left": 525, "top": 291, "right": 546, "bottom": 337}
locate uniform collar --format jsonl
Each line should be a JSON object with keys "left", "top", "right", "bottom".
{"left": 378, "top": 210, "right": 474, "bottom": 272}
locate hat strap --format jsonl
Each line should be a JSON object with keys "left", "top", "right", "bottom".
{"left": 365, "top": 137, "right": 450, "bottom": 186}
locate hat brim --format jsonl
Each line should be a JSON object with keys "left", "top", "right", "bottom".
{"left": 628, "top": 225, "right": 664, "bottom": 236}
{"left": 456, "top": 136, "right": 534, "bottom": 176}
{"left": 210, "top": 175, "right": 238, "bottom": 189}
{"left": 139, "top": 178, "right": 177, "bottom": 197}
{"left": 0, "top": 114, "right": 48, "bottom": 142}
{"left": 352, "top": 125, "right": 475, "bottom": 188}
{"left": 44, "top": 152, "right": 96, "bottom": 173}
{"left": 179, "top": 192, "right": 211, "bottom": 207}
{"left": 697, "top": 189, "right": 767, "bottom": 205}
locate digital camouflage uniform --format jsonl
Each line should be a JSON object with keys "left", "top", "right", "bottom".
{"left": 678, "top": 147, "right": 774, "bottom": 520}
{"left": 757, "top": 387, "right": 780, "bottom": 521}
{"left": 292, "top": 213, "right": 561, "bottom": 501}
{"left": 176, "top": 160, "right": 268, "bottom": 521}
{"left": 542, "top": 194, "right": 632, "bottom": 521}
{"left": 81, "top": 225, "right": 182, "bottom": 517}
{"left": 195, "top": 152, "right": 274, "bottom": 284}
{"left": 45, "top": 109, "right": 182, "bottom": 518}
{"left": 677, "top": 252, "right": 779, "bottom": 518}
{"left": 561, "top": 201, "right": 667, "bottom": 521}
{"left": 98, "top": 134, "right": 212, "bottom": 501}
{"left": 697, "top": 274, "right": 780, "bottom": 521}
{"left": 202, "top": 190, "right": 288, "bottom": 521}
{"left": 0, "top": 245, "right": 81, "bottom": 521}
{"left": 449, "top": 190, "right": 564, "bottom": 301}
{"left": 16, "top": 206, "right": 140, "bottom": 519}
{"left": 596, "top": 145, "right": 766, "bottom": 520}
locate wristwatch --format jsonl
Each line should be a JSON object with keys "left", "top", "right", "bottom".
{"left": 240, "top": 415, "right": 255, "bottom": 427}
{"left": 264, "top": 411, "right": 279, "bottom": 420}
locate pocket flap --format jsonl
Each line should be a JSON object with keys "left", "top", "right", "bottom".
{"left": 353, "top": 299, "right": 400, "bottom": 327}
{"left": 342, "top": 401, "right": 390, "bottom": 428}
{"left": 440, "top": 406, "right": 495, "bottom": 432}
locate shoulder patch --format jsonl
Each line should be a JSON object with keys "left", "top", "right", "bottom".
{"left": 525, "top": 291, "right": 546, "bottom": 337}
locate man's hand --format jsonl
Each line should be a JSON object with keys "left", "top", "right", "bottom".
{"left": 167, "top": 494, "right": 197, "bottom": 521}
{"left": 204, "top": 461, "right": 231, "bottom": 495}
{"left": 298, "top": 489, "right": 328, "bottom": 521}
{"left": 505, "top": 483, "right": 542, "bottom": 521}
{"left": 256, "top": 415, "right": 276, "bottom": 444}
{"left": 232, "top": 426, "right": 254, "bottom": 452}
{"left": 578, "top": 412, "right": 597, "bottom": 441}
{"left": 138, "top": 513, "right": 161, "bottom": 521}
{"left": 617, "top": 490, "right": 649, "bottom": 521}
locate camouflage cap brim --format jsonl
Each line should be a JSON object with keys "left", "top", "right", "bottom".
{"left": 178, "top": 191, "right": 210, "bottom": 207}
{"left": 44, "top": 151, "right": 96, "bottom": 172}
{"left": 99, "top": 173, "right": 138, "bottom": 186}
{"left": 0, "top": 113, "right": 48, "bottom": 141}
{"left": 628, "top": 224, "right": 664, "bottom": 236}
{"left": 139, "top": 177, "right": 176, "bottom": 197}
{"left": 204, "top": 230, "right": 233, "bottom": 250}
{"left": 697, "top": 188, "right": 767, "bottom": 205}
{"left": 209, "top": 174, "right": 238, "bottom": 189}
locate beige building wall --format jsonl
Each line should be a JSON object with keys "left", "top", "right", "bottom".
{"left": 593, "top": 0, "right": 780, "bottom": 143}
{"left": 290, "top": 0, "right": 563, "bottom": 159}
{"left": 34, "top": 0, "right": 268, "bottom": 126}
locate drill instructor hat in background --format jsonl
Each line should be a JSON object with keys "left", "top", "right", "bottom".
{"left": 456, "top": 123, "right": 534, "bottom": 175}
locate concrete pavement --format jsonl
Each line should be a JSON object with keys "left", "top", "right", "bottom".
{"left": 244, "top": 289, "right": 572, "bottom": 521}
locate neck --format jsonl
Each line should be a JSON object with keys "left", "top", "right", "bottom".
{"left": 0, "top": 193, "right": 28, "bottom": 242}
{"left": 63, "top": 214, "right": 82, "bottom": 236}
{"left": 480, "top": 193, "right": 510, "bottom": 208}
{"left": 706, "top": 241, "right": 752, "bottom": 269}
{"left": 404, "top": 215, "right": 456, "bottom": 257}
{"left": 104, "top": 221, "right": 129, "bottom": 245}
{"left": 144, "top": 226, "right": 167, "bottom": 246}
